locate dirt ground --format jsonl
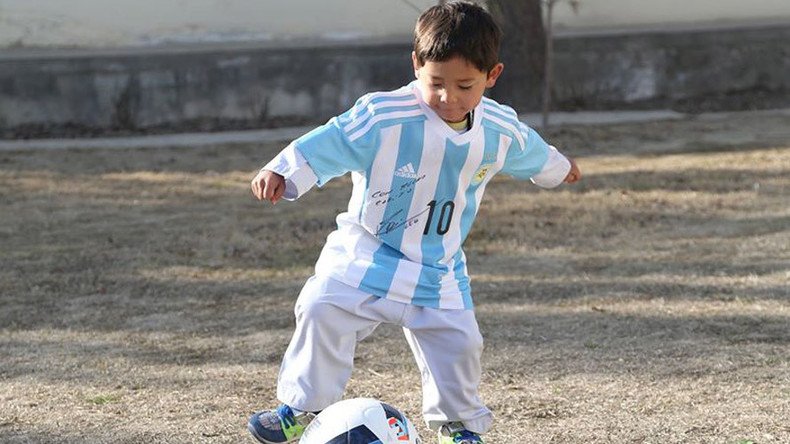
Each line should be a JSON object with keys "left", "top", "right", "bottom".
{"left": 1, "top": 110, "right": 788, "bottom": 443}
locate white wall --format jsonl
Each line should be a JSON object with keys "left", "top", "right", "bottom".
{"left": 551, "top": 0, "right": 790, "bottom": 31}
{"left": 1, "top": 0, "right": 789, "bottom": 48}
{"left": 0, "top": 0, "right": 435, "bottom": 47}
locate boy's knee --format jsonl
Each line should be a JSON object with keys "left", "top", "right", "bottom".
{"left": 295, "top": 296, "right": 339, "bottom": 321}
{"left": 463, "top": 331, "right": 484, "bottom": 355}
{"left": 293, "top": 276, "right": 333, "bottom": 317}
{"left": 445, "top": 329, "right": 483, "bottom": 358}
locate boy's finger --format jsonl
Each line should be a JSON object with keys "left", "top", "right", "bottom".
{"left": 272, "top": 181, "right": 285, "bottom": 204}
{"left": 254, "top": 179, "right": 266, "bottom": 200}
{"left": 262, "top": 180, "right": 274, "bottom": 201}
{"left": 251, "top": 180, "right": 261, "bottom": 199}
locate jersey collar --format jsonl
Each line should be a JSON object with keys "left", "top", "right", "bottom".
{"left": 409, "top": 81, "right": 483, "bottom": 145}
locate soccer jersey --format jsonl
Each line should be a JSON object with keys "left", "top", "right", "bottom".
{"left": 263, "top": 82, "right": 570, "bottom": 309}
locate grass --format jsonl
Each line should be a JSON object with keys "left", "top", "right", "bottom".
{"left": 86, "top": 394, "right": 122, "bottom": 406}
{"left": 1, "top": 110, "right": 789, "bottom": 443}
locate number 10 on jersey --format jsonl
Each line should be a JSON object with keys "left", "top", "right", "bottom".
{"left": 423, "top": 200, "right": 455, "bottom": 235}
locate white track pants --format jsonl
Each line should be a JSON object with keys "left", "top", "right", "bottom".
{"left": 276, "top": 275, "right": 493, "bottom": 433}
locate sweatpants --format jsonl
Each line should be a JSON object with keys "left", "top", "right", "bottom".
{"left": 275, "top": 274, "right": 493, "bottom": 434}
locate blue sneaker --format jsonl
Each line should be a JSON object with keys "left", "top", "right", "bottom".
{"left": 248, "top": 404, "right": 315, "bottom": 443}
{"left": 438, "top": 422, "right": 484, "bottom": 444}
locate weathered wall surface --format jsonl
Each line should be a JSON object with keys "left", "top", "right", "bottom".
{"left": 552, "top": 25, "right": 790, "bottom": 110}
{"left": 0, "top": 41, "right": 414, "bottom": 137}
{"left": 1, "top": 0, "right": 789, "bottom": 48}
{"left": 1, "top": 25, "right": 789, "bottom": 138}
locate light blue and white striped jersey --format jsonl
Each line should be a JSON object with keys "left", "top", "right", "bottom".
{"left": 264, "top": 82, "right": 570, "bottom": 309}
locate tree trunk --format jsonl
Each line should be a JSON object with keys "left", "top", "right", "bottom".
{"left": 542, "top": 0, "right": 554, "bottom": 127}
{"left": 486, "top": 0, "right": 546, "bottom": 113}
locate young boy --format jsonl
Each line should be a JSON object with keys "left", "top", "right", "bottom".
{"left": 248, "top": 2, "right": 581, "bottom": 443}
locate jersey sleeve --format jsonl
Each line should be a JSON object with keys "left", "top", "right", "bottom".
{"left": 261, "top": 95, "right": 382, "bottom": 200}
{"left": 292, "top": 96, "right": 381, "bottom": 186}
{"left": 261, "top": 143, "right": 317, "bottom": 201}
{"left": 500, "top": 121, "right": 571, "bottom": 188}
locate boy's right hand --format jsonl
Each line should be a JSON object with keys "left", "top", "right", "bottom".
{"left": 251, "top": 169, "right": 286, "bottom": 204}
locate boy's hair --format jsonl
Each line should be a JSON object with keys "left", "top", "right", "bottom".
{"left": 414, "top": 1, "right": 502, "bottom": 73}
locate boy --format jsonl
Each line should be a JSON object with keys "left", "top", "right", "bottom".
{"left": 248, "top": 2, "right": 581, "bottom": 443}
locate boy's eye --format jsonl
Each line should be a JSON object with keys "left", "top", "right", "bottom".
{"left": 459, "top": 85, "right": 473, "bottom": 90}
{"left": 431, "top": 84, "right": 443, "bottom": 89}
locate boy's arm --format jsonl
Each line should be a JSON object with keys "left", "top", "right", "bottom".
{"left": 502, "top": 122, "right": 581, "bottom": 188}
{"left": 529, "top": 144, "right": 572, "bottom": 188}
{"left": 251, "top": 169, "right": 285, "bottom": 204}
{"left": 564, "top": 158, "right": 581, "bottom": 183}
{"left": 251, "top": 93, "right": 383, "bottom": 204}
{"left": 251, "top": 143, "right": 319, "bottom": 204}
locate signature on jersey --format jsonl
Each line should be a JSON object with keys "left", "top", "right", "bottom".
{"left": 374, "top": 208, "right": 425, "bottom": 236}
{"left": 370, "top": 174, "right": 426, "bottom": 206}
{"left": 374, "top": 198, "right": 451, "bottom": 236}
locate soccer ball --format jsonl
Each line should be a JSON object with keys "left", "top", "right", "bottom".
{"left": 300, "top": 398, "right": 421, "bottom": 444}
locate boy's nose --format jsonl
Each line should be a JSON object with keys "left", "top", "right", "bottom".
{"left": 440, "top": 91, "right": 456, "bottom": 105}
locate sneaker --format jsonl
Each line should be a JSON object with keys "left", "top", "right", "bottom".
{"left": 438, "top": 422, "right": 484, "bottom": 444}
{"left": 247, "top": 404, "right": 315, "bottom": 443}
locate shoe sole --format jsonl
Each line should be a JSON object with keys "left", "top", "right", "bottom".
{"left": 247, "top": 420, "right": 291, "bottom": 444}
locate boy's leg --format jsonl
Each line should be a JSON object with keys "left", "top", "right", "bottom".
{"left": 276, "top": 275, "right": 397, "bottom": 412}
{"left": 402, "top": 307, "right": 493, "bottom": 435}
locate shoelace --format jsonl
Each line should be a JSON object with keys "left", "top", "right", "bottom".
{"left": 276, "top": 404, "right": 297, "bottom": 428}
{"left": 453, "top": 430, "right": 482, "bottom": 443}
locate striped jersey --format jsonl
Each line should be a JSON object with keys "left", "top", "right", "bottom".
{"left": 264, "top": 82, "right": 570, "bottom": 310}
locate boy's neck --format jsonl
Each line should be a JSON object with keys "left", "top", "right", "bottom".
{"left": 443, "top": 111, "right": 472, "bottom": 132}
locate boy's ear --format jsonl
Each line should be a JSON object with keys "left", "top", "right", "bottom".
{"left": 485, "top": 63, "right": 505, "bottom": 88}
{"left": 411, "top": 51, "right": 422, "bottom": 78}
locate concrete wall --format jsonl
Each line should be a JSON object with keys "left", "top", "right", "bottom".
{"left": 0, "top": 40, "right": 414, "bottom": 137}
{"left": 2, "top": 24, "right": 788, "bottom": 138}
{"left": 551, "top": 0, "right": 790, "bottom": 31}
{"left": 552, "top": 25, "right": 790, "bottom": 110}
{"left": 1, "top": 0, "right": 790, "bottom": 48}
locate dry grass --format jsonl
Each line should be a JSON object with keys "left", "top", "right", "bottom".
{"left": 1, "top": 111, "right": 789, "bottom": 443}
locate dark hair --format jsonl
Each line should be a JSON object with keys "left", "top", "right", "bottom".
{"left": 414, "top": 1, "right": 502, "bottom": 72}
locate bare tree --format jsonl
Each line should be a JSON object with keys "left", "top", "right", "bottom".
{"left": 541, "top": 0, "right": 580, "bottom": 127}
{"left": 485, "top": 0, "right": 546, "bottom": 113}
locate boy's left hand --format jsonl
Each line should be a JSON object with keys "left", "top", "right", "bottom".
{"left": 564, "top": 158, "right": 581, "bottom": 183}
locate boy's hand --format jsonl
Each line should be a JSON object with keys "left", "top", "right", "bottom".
{"left": 564, "top": 158, "right": 581, "bottom": 184}
{"left": 251, "top": 169, "right": 286, "bottom": 204}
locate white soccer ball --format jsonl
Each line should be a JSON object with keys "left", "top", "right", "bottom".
{"left": 299, "top": 398, "right": 421, "bottom": 444}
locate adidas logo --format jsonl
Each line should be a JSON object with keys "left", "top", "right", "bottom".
{"left": 394, "top": 162, "right": 420, "bottom": 179}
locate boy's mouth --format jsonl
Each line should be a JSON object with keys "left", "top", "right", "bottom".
{"left": 436, "top": 109, "right": 468, "bottom": 123}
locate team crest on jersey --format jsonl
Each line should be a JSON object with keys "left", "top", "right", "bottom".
{"left": 471, "top": 163, "right": 494, "bottom": 185}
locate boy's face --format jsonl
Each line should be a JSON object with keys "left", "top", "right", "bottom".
{"left": 412, "top": 53, "right": 504, "bottom": 123}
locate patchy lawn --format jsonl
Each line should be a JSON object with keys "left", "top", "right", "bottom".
{"left": 1, "top": 111, "right": 789, "bottom": 443}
